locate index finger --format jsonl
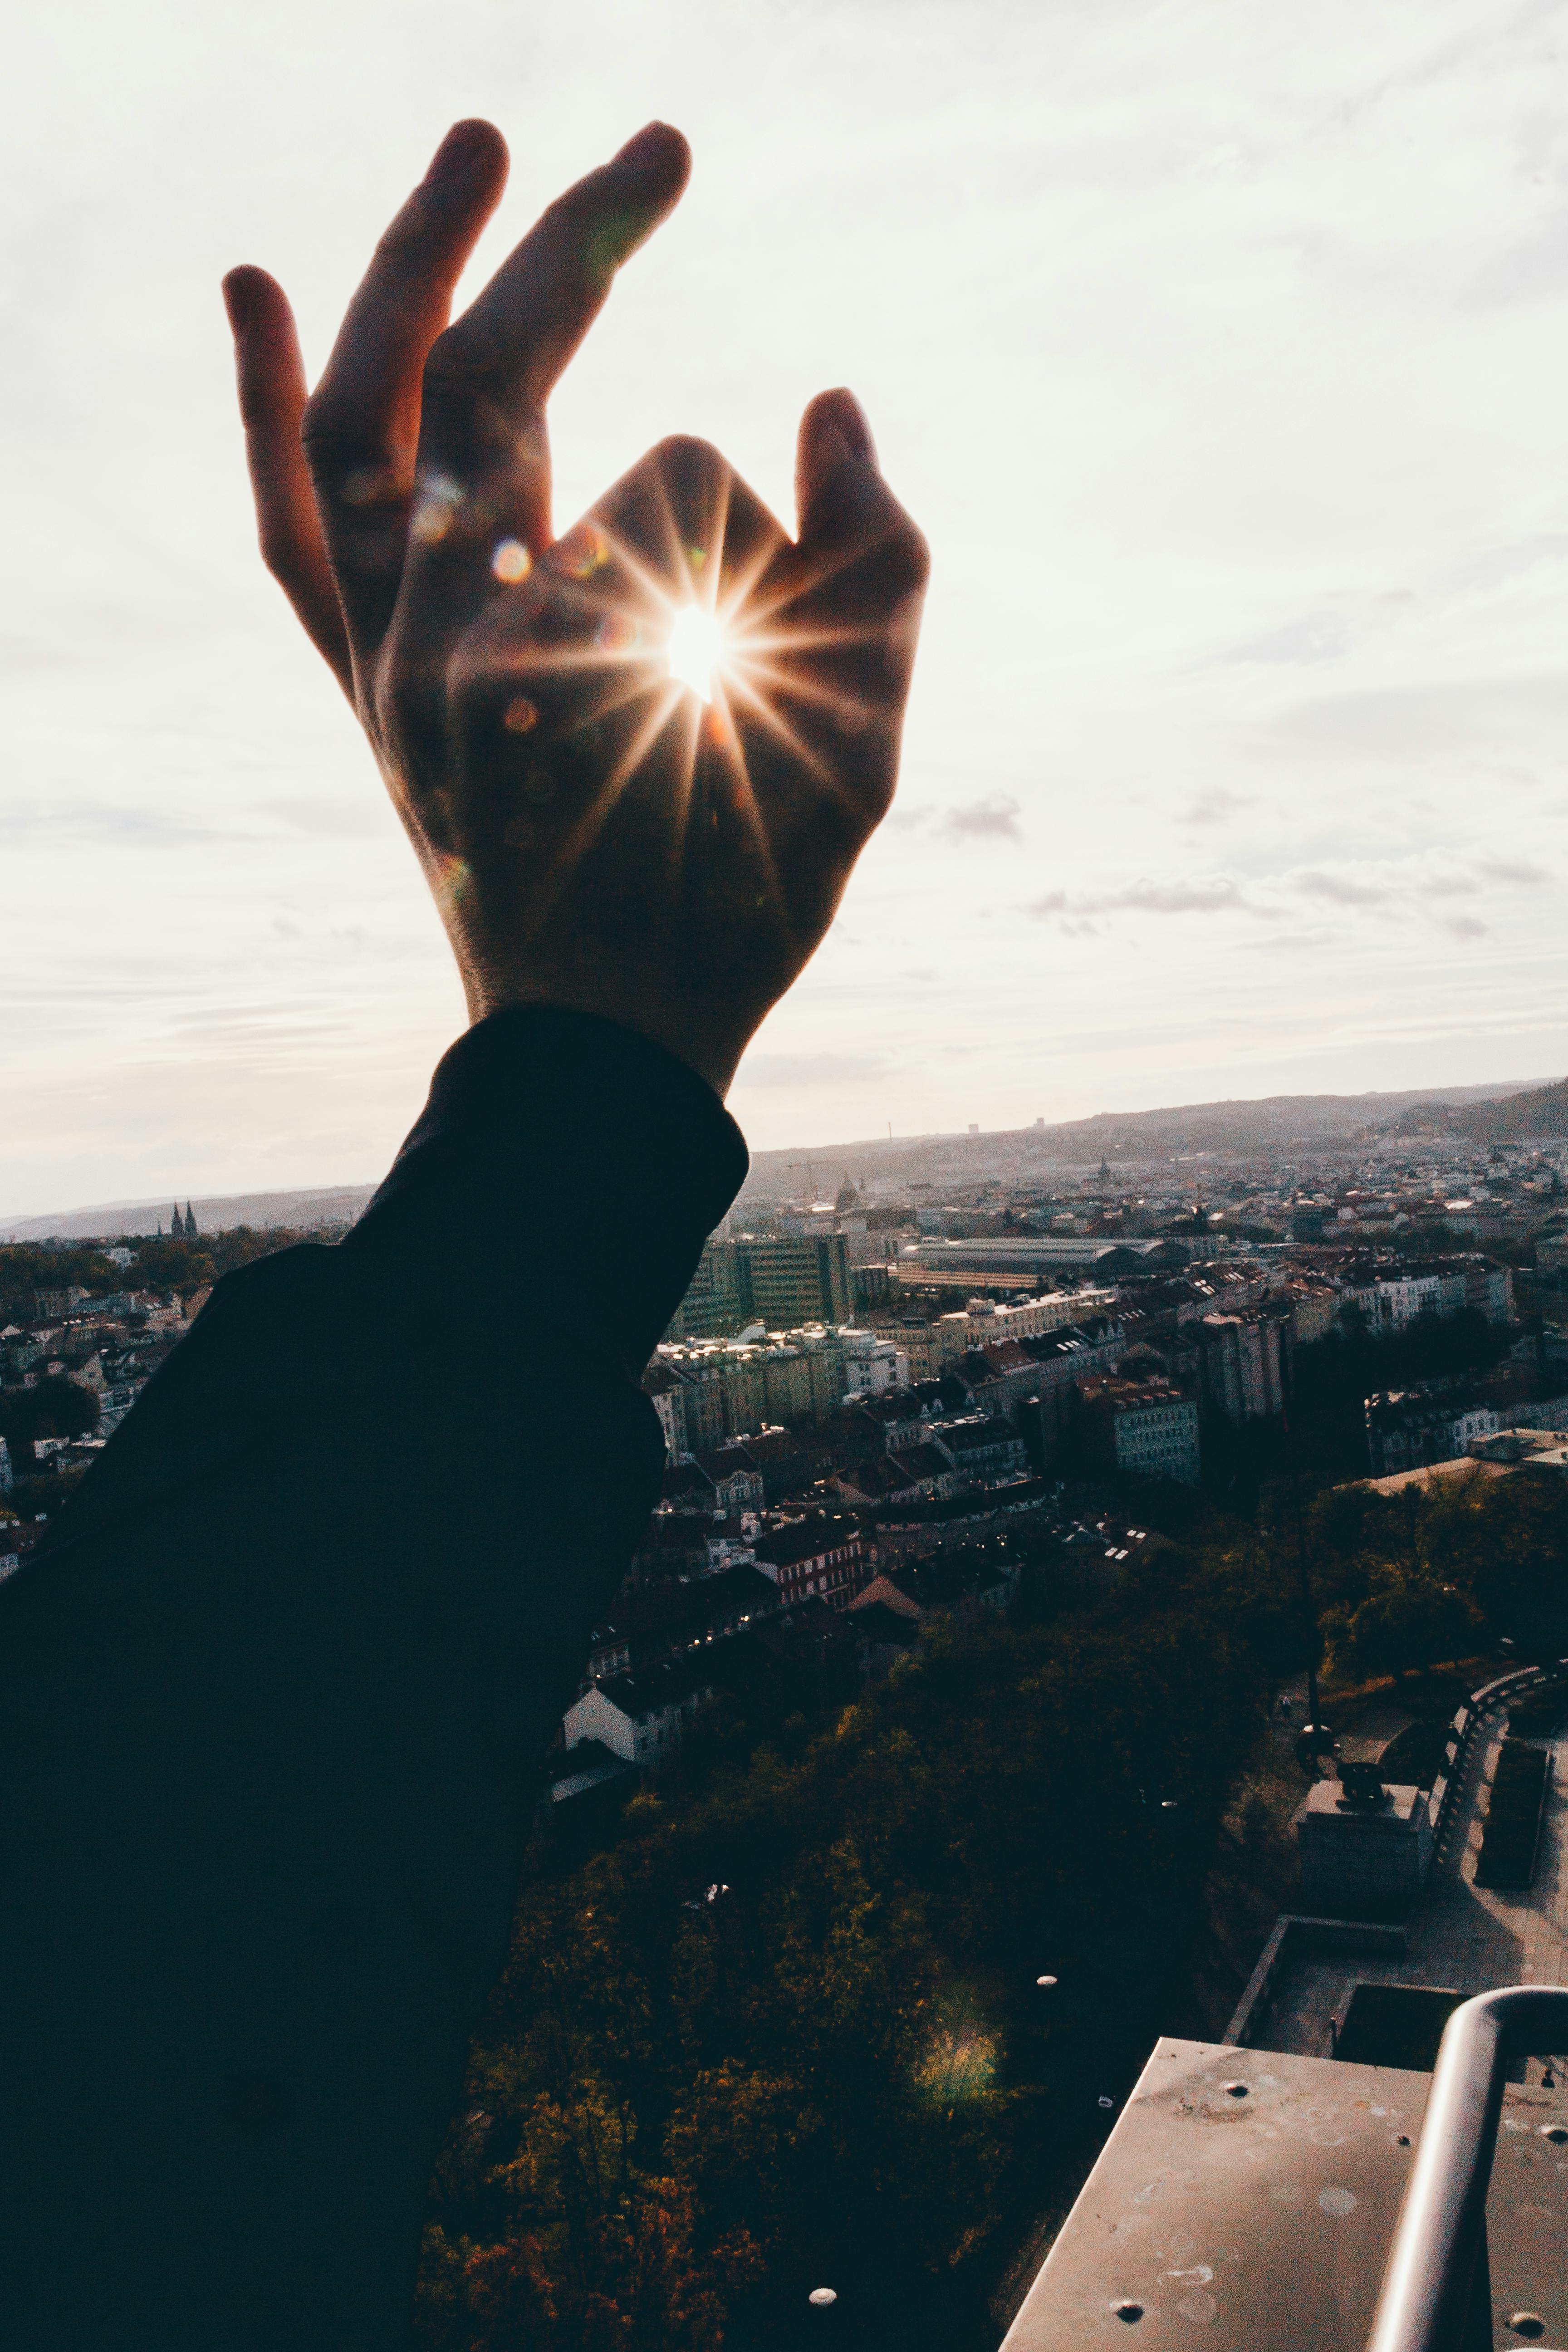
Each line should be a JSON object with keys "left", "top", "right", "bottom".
{"left": 413, "top": 121, "right": 691, "bottom": 548}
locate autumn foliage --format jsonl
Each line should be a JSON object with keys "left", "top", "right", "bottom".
{"left": 412, "top": 1573, "right": 1272, "bottom": 2352}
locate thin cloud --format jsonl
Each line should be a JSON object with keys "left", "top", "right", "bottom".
{"left": 1442, "top": 915, "right": 1489, "bottom": 939}
{"left": 1031, "top": 875, "right": 1250, "bottom": 922}
{"left": 1294, "top": 870, "right": 1392, "bottom": 906}
{"left": 1178, "top": 789, "right": 1254, "bottom": 827}
{"left": 1479, "top": 858, "right": 1551, "bottom": 885}
{"left": 946, "top": 794, "right": 1023, "bottom": 840}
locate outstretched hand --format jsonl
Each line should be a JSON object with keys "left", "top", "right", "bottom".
{"left": 224, "top": 121, "right": 926, "bottom": 1095}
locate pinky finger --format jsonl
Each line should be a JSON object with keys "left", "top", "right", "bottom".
{"left": 794, "top": 387, "right": 929, "bottom": 600}
{"left": 222, "top": 265, "right": 354, "bottom": 696}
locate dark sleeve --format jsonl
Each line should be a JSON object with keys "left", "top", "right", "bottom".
{"left": 0, "top": 1008, "right": 746, "bottom": 2352}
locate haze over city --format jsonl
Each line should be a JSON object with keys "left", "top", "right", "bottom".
{"left": 5, "top": 0, "right": 1568, "bottom": 1221}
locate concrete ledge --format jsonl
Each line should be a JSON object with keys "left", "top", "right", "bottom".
{"left": 1226, "top": 1913, "right": 1407, "bottom": 2048}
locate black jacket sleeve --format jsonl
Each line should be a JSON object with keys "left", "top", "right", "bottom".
{"left": 0, "top": 1009, "right": 747, "bottom": 2352}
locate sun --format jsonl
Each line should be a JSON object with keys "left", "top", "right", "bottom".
{"left": 666, "top": 605, "right": 725, "bottom": 703}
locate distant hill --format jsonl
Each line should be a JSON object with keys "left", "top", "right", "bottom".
{"left": 1392, "top": 1076, "right": 1568, "bottom": 1145}
{"left": 5, "top": 1074, "right": 1552, "bottom": 1237}
{"left": 0, "top": 1183, "right": 377, "bottom": 1244}
{"left": 740, "top": 1079, "right": 1545, "bottom": 1190}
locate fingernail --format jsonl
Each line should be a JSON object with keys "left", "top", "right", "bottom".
{"left": 429, "top": 119, "right": 492, "bottom": 184}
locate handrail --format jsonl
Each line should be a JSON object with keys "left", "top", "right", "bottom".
{"left": 1366, "top": 1985, "right": 1568, "bottom": 2352}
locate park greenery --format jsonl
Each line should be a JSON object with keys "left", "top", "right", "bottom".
{"left": 412, "top": 1567, "right": 1274, "bottom": 2352}
{"left": 409, "top": 1453, "right": 1568, "bottom": 2352}
{"left": 0, "top": 1227, "right": 332, "bottom": 1326}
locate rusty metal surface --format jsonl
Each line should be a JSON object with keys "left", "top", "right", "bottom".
{"left": 998, "top": 2041, "right": 1568, "bottom": 2352}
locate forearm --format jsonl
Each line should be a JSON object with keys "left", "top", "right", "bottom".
{"left": 0, "top": 1009, "right": 746, "bottom": 2352}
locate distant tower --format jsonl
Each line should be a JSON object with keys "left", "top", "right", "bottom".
{"left": 835, "top": 1173, "right": 859, "bottom": 1214}
{"left": 184, "top": 1201, "right": 198, "bottom": 1239}
{"left": 170, "top": 1204, "right": 184, "bottom": 1240}
{"left": 1099, "top": 1156, "right": 1111, "bottom": 1181}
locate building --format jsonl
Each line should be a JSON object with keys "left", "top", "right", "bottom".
{"left": 641, "top": 1360, "right": 690, "bottom": 1461}
{"left": 1029, "top": 1316, "right": 1130, "bottom": 1449}
{"left": 1287, "top": 1279, "right": 1339, "bottom": 1344}
{"left": 1193, "top": 1310, "right": 1290, "bottom": 1421}
{"left": 1077, "top": 1375, "right": 1201, "bottom": 1486}
{"left": 839, "top": 1328, "right": 911, "bottom": 1397}
{"left": 562, "top": 1657, "right": 716, "bottom": 1769}
{"left": 1365, "top": 1386, "right": 1568, "bottom": 1479}
{"left": 734, "top": 1234, "right": 853, "bottom": 1327}
{"left": 751, "top": 1513, "right": 872, "bottom": 1611}
{"left": 862, "top": 1313, "right": 974, "bottom": 1382}
{"left": 899, "top": 1236, "right": 1191, "bottom": 1284}
{"left": 958, "top": 1289, "right": 1116, "bottom": 1344}
{"left": 666, "top": 1234, "right": 743, "bottom": 1339}
{"left": 1365, "top": 1389, "right": 1498, "bottom": 1479}
{"left": 691, "top": 1446, "right": 765, "bottom": 1511}
{"left": 951, "top": 1340, "right": 1045, "bottom": 1425}
{"left": 584, "top": 1564, "right": 780, "bottom": 1683}
{"left": 926, "top": 1413, "right": 1029, "bottom": 1483}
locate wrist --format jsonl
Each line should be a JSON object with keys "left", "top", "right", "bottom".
{"left": 461, "top": 976, "right": 746, "bottom": 1100}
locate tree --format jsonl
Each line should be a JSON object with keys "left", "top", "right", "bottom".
{"left": 0, "top": 1376, "right": 99, "bottom": 1473}
{"left": 1331, "top": 1573, "right": 1480, "bottom": 1683}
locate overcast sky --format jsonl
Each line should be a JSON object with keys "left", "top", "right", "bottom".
{"left": 4, "top": 0, "right": 1568, "bottom": 1216}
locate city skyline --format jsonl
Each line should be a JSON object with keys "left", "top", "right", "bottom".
{"left": 5, "top": 0, "right": 1568, "bottom": 1212}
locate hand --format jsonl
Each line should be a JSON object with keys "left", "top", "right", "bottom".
{"left": 223, "top": 121, "right": 927, "bottom": 1096}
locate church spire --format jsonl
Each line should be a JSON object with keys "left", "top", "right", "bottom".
{"left": 170, "top": 1204, "right": 184, "bottom": 1240}
{"left": 184, "top": 1200, "right": 198, "bottom": 1239}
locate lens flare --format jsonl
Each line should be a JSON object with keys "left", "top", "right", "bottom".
{"left": 666, "top": 606, "right": 724, "bottom": 703}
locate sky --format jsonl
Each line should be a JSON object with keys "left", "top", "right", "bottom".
{"left": 4, "top": 0, "right": 1568, "bottom": 1218}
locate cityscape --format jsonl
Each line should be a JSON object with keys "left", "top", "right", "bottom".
{"left": 5, "top": 1068, "right": 1568, "bottom": 2342}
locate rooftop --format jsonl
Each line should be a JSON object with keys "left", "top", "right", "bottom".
{"left": 1249, "top": 1686, "right": 1568, "bottom": 2069}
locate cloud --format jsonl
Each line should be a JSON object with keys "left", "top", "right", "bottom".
{"left": 1442, "top": 915, "right": 1488, "bottom": 940}
{"left": 1222, "top": 612, "right": 1356, "bottom": 667}
{"left": 736, "top": 1054, "right": 889, "bottom": 1088}
{"left": 1289, "top": 857, "right": 1551, "bottom": 913}
{"left": 1030, "top": 875, "right": 1250, "bottom": 924}
{"left": 945, "top": 794, "right": 1022, "bottom": 840}
{"left": 1178, "top": 789, "right": 1254, "bottom": 827}
{"left": 1294, "top": 870, "right": 1392, "bottom": 906}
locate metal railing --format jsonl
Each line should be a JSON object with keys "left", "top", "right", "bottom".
{"left": 1367, "top": 1985, "right": 1568, "bottom": 2352}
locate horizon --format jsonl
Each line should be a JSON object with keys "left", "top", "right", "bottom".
{"left": 5, "top": 1, "right": 1568, "bottom": 1209}
{"left": 3, "top": 1065, "right": 1557, "bottom": 1237}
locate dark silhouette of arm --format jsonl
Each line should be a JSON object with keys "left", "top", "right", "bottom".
{"left": 0, "top": 110, "right": 924, "bottom": 2352}
{"left": 0, "top": 1008, "right": 744, "bottom": 2350}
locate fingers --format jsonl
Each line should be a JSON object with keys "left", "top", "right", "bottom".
{"left": 796, "top": 385, "right": 878, "bottom": 513}
{"left": 795, "top": 388, "right": 926, "bottom": 594}
{"left": 411, "top": 122, "right": 691, "bottom": 565}
{"left": 223, "top": 266, "right": 353, "bottom": 694}
{"left": 793, "top": 384, "right": 930, "bottom": 687}
{"left": 300, "top": 119, "right": 510, "bottom": 652}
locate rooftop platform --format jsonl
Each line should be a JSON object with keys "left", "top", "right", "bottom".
{"left": 1246, "top": 1687, "right": 1568, "bottom": 2081}
{"left": 999, "top": 2039, "right": 1568, "bottom": 2352}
